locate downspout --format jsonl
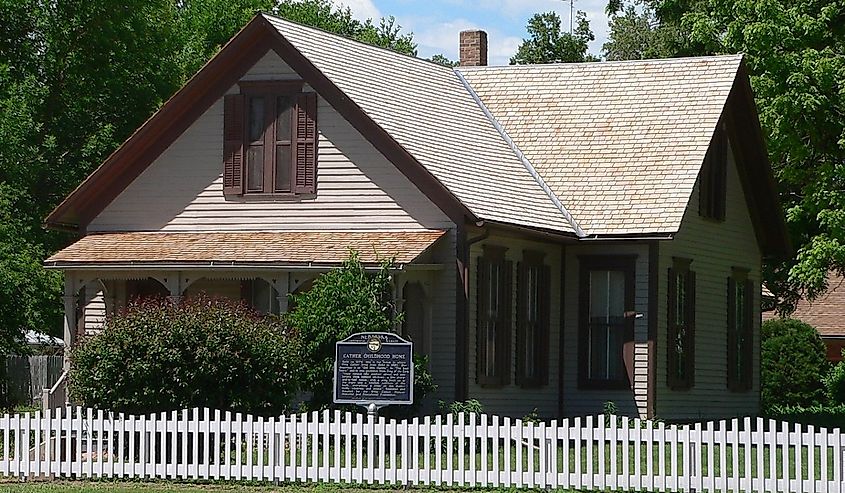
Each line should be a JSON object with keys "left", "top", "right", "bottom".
{"left": 455, "top": 225, "right": 490, "bottom": 401}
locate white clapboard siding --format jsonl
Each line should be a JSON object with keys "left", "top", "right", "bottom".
{"left": 88, "top": 51, "right": 452, "bottom": 233}
{"left": 3, "top": 408, "right": 843, "bottom": 491}
{"left": 657, "top": 142, "right": 763, "bottom": 419}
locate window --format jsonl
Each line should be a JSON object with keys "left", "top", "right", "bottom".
{"left": 578, "top": 256, "right": 635, "bottom": 389}
{"left": 476, "top": 245, "right": 512, "bottom": 387}
{"left": 727, "top": 268, "right": 754, "bottom": 391}
{"left": 223, "top": 81, "right": 317, "bottom": 197}
{"left": 516, "top": 251, "right": 550, "bottom": 387}
{"left": 667, "top": 258, "right": 695, "bottom": 390}
{"left": 699, "top": 123, "right": 727, "bottom": 220}
{"left": 241, "top": 278, "right": 280, "bottom": 315}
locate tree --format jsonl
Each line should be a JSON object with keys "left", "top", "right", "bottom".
{"left": 603, "top": 2, "right": 677, "bottom": 60}
{"left": 429, "top": 54, "right": 458, "bottom": 67}
{"left": 604, "top": 0, "right": 845, "bottom": 311}
{"left": 760, "top": 318, "right": 830, "bottom": 412}
{"left": 511, "top": 11, "right": 597, "bottom": 64}
{"left": 285, "top": 252, "right": 436, "bottom": 410}
{"left": 0, "top": 184, "right": 63, "bottom": 355}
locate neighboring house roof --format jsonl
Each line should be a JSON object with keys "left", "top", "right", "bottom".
{"left": 44, "top": 231, "right": 444, "bottom": 266}
{"left": 459, "top": 57, "right": 739, "bottom": 235}
{"left": 25, "top": 330, "right": 64, "bottom": 347}
{"left": 764, "top": 273, "right": 845, "bottom": 338}
{"left": 43, "top": 14, "right": 789, "bottom": 255}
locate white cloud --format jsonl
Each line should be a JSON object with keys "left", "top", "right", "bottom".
{"left": 335, "top": 0, "right": 382, "bottom": 21}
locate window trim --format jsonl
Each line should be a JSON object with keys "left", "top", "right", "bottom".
{"left": 577, "top": 255, "right": 637, "bottom": 390}
{"left": 238, "top": 81, "right": 304, "bottom": 196}
{"left": 727, "top": 267, "right": 754, "bottom": 392}
{"left": 476, "top": 245, "right": 512, "bottom": 388}
{"left": 699, "top": 122, "right": 728, "bottom": 221}
{"left": 223, "top": 80, "right": 318, "bottom": 197}
{"left": 666, "top": 257, "right": 696, "bottom": 390}
{"left": 516, "top": 250, "right": 550, "bottom": 388}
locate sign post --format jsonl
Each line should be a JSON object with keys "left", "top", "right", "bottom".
{"left": 333, "top": 332, "right": 414, "bottom": 416}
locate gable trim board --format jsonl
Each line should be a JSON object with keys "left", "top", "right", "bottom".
{"left": 722, "top": 61, "right": 791, "bottom": 258}
{"left": 45, "top": 15, "right": 473, "bottom": 232}
{"left": 45, "top": 18, "right": 274, "bottom": 231}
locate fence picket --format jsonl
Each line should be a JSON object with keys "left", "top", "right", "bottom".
{"left": 1, "top": 408, "right": 843, "bottom": 492}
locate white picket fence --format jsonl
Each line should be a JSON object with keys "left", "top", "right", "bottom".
{"left": 1, "top": 407, "right": 843, "bottom": 491}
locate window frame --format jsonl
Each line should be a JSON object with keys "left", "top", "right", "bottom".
{"left": 666, "top": 257, "right": 696, "bottom": 390}
{"left": 577, "top": 255, "right": 637, "bottom": 390}
{"left": 238, "top": 81, "right": 305, "bottom": 196}
{"left": 727, "top": 267, "right": 754, "bottom": 392}
{"left": 699, "top": 123, "right": 728, "bottom": 221}
{"left": 516, "top": 250, "right": 551, "bottom": 388}
{"left": 476, "top": 245, "right": 512, "bottom": 388}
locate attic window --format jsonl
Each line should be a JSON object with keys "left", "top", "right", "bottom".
{"left": 699, "top": 124, "right": 727, "bottom": 220}
{"left": 223, "top": 81, "right": 318, "bottom": 196}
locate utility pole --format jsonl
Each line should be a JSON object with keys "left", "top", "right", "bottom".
{"left": 569, "top": 0, "right": 574, "bottom": 34}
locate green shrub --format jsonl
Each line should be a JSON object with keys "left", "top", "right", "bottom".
{"left": 761, "top": 318, "right": 830, "bottom": 412}
{"left": 69, "top": 295, "right": 301, "bottom": 415}
{"left": 286, "top": 252, "right": 436, "bottom": 410}
{"left": 766, "top": 404, "right": 845, "bottom": 429}
{"left": 439, "top": 399, "right": 484, "bottom": 417}
{"left": 824, "top": 353, "right": 845, "bottom": 405}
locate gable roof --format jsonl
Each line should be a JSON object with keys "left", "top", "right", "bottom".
{"left": 45, "top": 13, "right": 789, "bottom": 254}
{"left": 763, "top": 273, "right": 845, "bottom": 338}
{"left": 459, "top": 56, "right": 741, "bottom": 236}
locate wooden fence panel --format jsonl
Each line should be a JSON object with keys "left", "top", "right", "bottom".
{"left": 0, "top": 408, "right": 843, "bottom": 491}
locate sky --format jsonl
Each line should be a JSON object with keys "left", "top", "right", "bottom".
{"left": 335, "top": 0, "right": 611, "bottom": 65}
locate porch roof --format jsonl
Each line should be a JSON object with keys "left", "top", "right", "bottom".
{"left": 45, "top": 231, "right": 445, "bottom": 267}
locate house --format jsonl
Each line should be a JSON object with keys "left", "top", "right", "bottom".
{"left": 43, "top": 14, "right": 789, "bottom": 420}
{"left": 764, "top": 273, "right": 845, "bottom": 363}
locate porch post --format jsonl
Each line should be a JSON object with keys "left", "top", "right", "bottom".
{"left": 164, "top": 272, "right": 184, "bottom": 304}
{"left": 62, "top": 276, "right": 79, "bottom": 370}
{"left": 276, "top": 272, "right": 290, "bottom": 314}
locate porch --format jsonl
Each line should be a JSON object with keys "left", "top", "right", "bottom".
{"left": 44, "top": 231, "right": 454, "bottom": 391}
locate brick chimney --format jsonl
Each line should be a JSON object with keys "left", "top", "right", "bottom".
{"left": 459, "top": 30, "right": 487, "bottom": 66}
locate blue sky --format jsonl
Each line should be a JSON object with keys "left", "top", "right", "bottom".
{"left": 335, "top": 0, "right": 611, "bottom": 65}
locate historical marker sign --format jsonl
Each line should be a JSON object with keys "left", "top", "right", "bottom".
{"left": 333, "top": 332, "right": 414, "bottom": 407}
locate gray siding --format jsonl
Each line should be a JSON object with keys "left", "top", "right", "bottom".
{"left": 88, "top": 51, "right": 451, "bottom": 233}
{"left": 656, "top": 142, "right": 762, "bottom": 419}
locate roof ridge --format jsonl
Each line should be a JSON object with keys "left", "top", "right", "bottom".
{"left": 260, "top": 12, "right": 456, "bottom": 71}
{"left": 458, "top": 53, "right": 744, "bottom": 70}
{"left": 453, "top": 68, "right": 587, "bottom": 238}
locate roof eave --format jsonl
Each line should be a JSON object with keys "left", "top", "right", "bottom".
{"left": 725, "top": 58, "right": 791, "bottom": 258}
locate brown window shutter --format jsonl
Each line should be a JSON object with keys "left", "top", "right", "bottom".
{"left": 515, "top": 262, "right": 526, "bottom": 386}
{"left": 539, "top": 264, "right": 551, "bottom": 385}
{"left": 743, "top": 279, "right": 754, "bottom": 389}
{"left": 476, "top": 256, "right": 489, "bottom": 386}
{"left": 666, "top": 267, "right": 679, "bottom": 389}
{"left": 726, "top": 276, "right": 737, "bottom": 390}
{"left": 223, "top": 94, "right": 245, "bottom": 195}
{"left": 498, "top": 260, "right": 513, "bottom": 385}
{"left": 685, "top": 270, "right": 696, "bottom": 388}
{"left": 294, "top": 92, "right": 318, "bottom": 194}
